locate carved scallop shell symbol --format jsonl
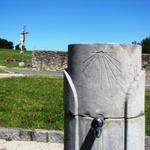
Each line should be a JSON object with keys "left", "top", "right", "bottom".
{"left": 81, "top": 47, "right": 125, "bottom": 91}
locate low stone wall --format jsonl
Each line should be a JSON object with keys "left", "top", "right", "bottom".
{"left": 0, "top": 128, "right": 150, "bottom": 149}
{"left": 146, "top": 136, "right": 150, "bottom": 150}
{"left": 142, "top": 54, "right": 150, "bottom": 79}
{"left": 32, "top": 51, "right": 150, "bottom": 78}
{"left": 0, "top": 128, "right": 63, "bottom": 143}
{"left": 32, "top": 51, "right": 67, "bottom": 71}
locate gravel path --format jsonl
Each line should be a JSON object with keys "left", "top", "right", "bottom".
{"left": 2, "top": 66, "right": 150, "bottom": 88}
{"left": 0, "top": 73, "right": 24, "bottom": 78}
{"left": 0, "top": 140, "right": 63, "bottom": 150}
{"left": 0, "top": 66, "right": 63, "bottom": 77}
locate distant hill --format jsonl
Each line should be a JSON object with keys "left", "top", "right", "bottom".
{"left": 0, "top": 49, "right": 32, "bottom": 67}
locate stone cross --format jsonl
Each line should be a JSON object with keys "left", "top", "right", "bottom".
{"left": 64, "top": 43, "right": 145, "bottom": 150}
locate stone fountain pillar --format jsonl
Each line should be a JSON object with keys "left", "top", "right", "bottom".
{"left": 64, "top": 43, "right": 145, "bottom": 150}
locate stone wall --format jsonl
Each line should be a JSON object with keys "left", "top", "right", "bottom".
{"left": 32, "top": 51, "right": 68, "bottom": 71}
{"left": 142, "top": 54, "right": 150, "bottom": 79}
{"left": 32, "top": 51, "right": 150, "bottom": 77}
{"left": 0, "top": 128, "right": 149, "bottom": 149}
{"left": 0, "top": 128, "right": 63, "bottom": 143}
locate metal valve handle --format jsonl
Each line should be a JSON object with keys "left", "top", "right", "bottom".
{"left": 91, "top": 115, "right": 104, "bottom": 138}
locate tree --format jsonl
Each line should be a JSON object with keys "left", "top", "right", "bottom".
{"left": 15, "top": 44, "right": 26, "bottom": 51}
{"left": 15, "top": 44, "right": 20, "bottom": 50}
{"left": 132, "top": 41, "right": 138, "bottom": 45}
{"left": 8, "top": 41, "right": 14, "bottom": 49}
{"left": 141, "top": 36, "right": 150, "bottom": 53}
{"left": 131, "top": 41, "right": 141, "bottom": 45}
{"left": 0, "top": 38, "right": 14, "bottom": 49}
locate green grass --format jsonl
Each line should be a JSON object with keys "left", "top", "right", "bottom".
{"left": 0, "top": 49, "right": 32, "bottom": 67}
{"left": 0, "top": 76, "right": 64, "bottom": 130}
{"left": 0, "top": 76, "right": 150, "bottom": 134}
{"left": 145, "top": 89, "right": 150, "bottom": 135}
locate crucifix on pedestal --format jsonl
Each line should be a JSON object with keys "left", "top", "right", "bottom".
{"left": 19, "top": 25, "right": 29, "bottom": 61}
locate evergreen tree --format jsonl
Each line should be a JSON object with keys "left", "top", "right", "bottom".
{"left": 141, "top": 36, "right": 150, "bottom": 53}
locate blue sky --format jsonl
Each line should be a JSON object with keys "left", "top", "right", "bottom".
{"left": 0, "top": 0, "right": 150, "bottom": 51}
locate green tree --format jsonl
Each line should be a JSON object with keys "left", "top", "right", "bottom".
{"left": 0, "top": 38, "right": 14, "bottom": 49}
{"left": 15, "top": 44, "right": 27, "bottom": 51}
{"left": 8, "top": 41, "right": 14, "bottom": 49}
{"left": 132, "top": 41, "right": 138, "bottom": 44}
{"left": 141, "top": 36, "right": 150, "bottom": 53}
{"left": 15, "top": 44, "right": 20, "bottom": 50}
{"left": 132, "top": 41, "right": 141, "bottom": 45}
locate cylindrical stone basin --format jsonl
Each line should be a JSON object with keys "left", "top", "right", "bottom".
{"left": 64, "top": 43, "right": 145, "bottom": 150}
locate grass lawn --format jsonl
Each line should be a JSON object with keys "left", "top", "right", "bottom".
{"left": 145, "top": 89, "right": 150, "bottom": 135}
{"left": 0, "top": 49, "right": 32, "bottom": 67}
{"left": 0, "top": 76, "right": 64, "bottom": 130}
{"left": 0, "top": 76, "right": 150, "bottom": 135}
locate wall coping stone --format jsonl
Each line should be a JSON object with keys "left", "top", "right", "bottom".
{"left": 0, "top": 128, "right": 63, "bottom": 143}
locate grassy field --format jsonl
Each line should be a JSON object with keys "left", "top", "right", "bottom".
{"left": 0, "top": 49, "right": 32, "bottom": 67}
{"left": 0, "top": 76, "right": 64, "bottom": 130}
{"left": 145, "top": 89, "right": 150, "bottom": 135}
{"left": 0, "top": 76, "right": 150, "bottom": 135}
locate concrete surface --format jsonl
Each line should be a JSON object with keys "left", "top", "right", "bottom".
{"left": 0, "top": 140, "right": 63, "bottom": 150}
{"left": 0, "top": 137, "right": 150, "bottom": 150}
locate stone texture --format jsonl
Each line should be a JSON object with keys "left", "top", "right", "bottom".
{"left": 145, "top": 136, "right": 150, "bottom": 150}
{"left": 31, "top": 129, "right": 48, "bottom": 142}
{"left": 64, "top": 112, "right": 76, "bottom": 150}
{"left": 0, "top": 128, "right": 149, "bottom": 149}
{"left": 65, "top": 116, "right": 125, "bottom": 150}
{"left": 19, "top": 129, "right": 33, "bottom": 141}
{"left": 0, "top": 128, "right": 63, "bottom": 143}
{"left": 102, "top": 118, "right": 125, "bottom": 150}
{"left": 0, "top": 128, "right": 20, "bottom": 141}
{"left": 126, "top": 71, "right": 145, "bottom": 118}
{"left": 127, "top": 115, "right": 145, "bottom": 150}
{"left": 79, "top": 117, "right": 125, "bottom": 150}
{"left": 31, "top": 50, "right": 150, "bottom": 79}
{"left": 32, "top": 51, "right": 68, "bottom": 71}
{"left": 48, "top": 130, "right": 64, "bottom": 143}
{"left": 142, "top": 54, "right": 150, "bottom": 79}
{"left": 67, "top": 43, "right": 143, "bottom": 118}
{"left": 65, "top": 114, "right": 145, "bottom": 150}
{"left": 64, "top": 43, "right": 145, "bottom": 150}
